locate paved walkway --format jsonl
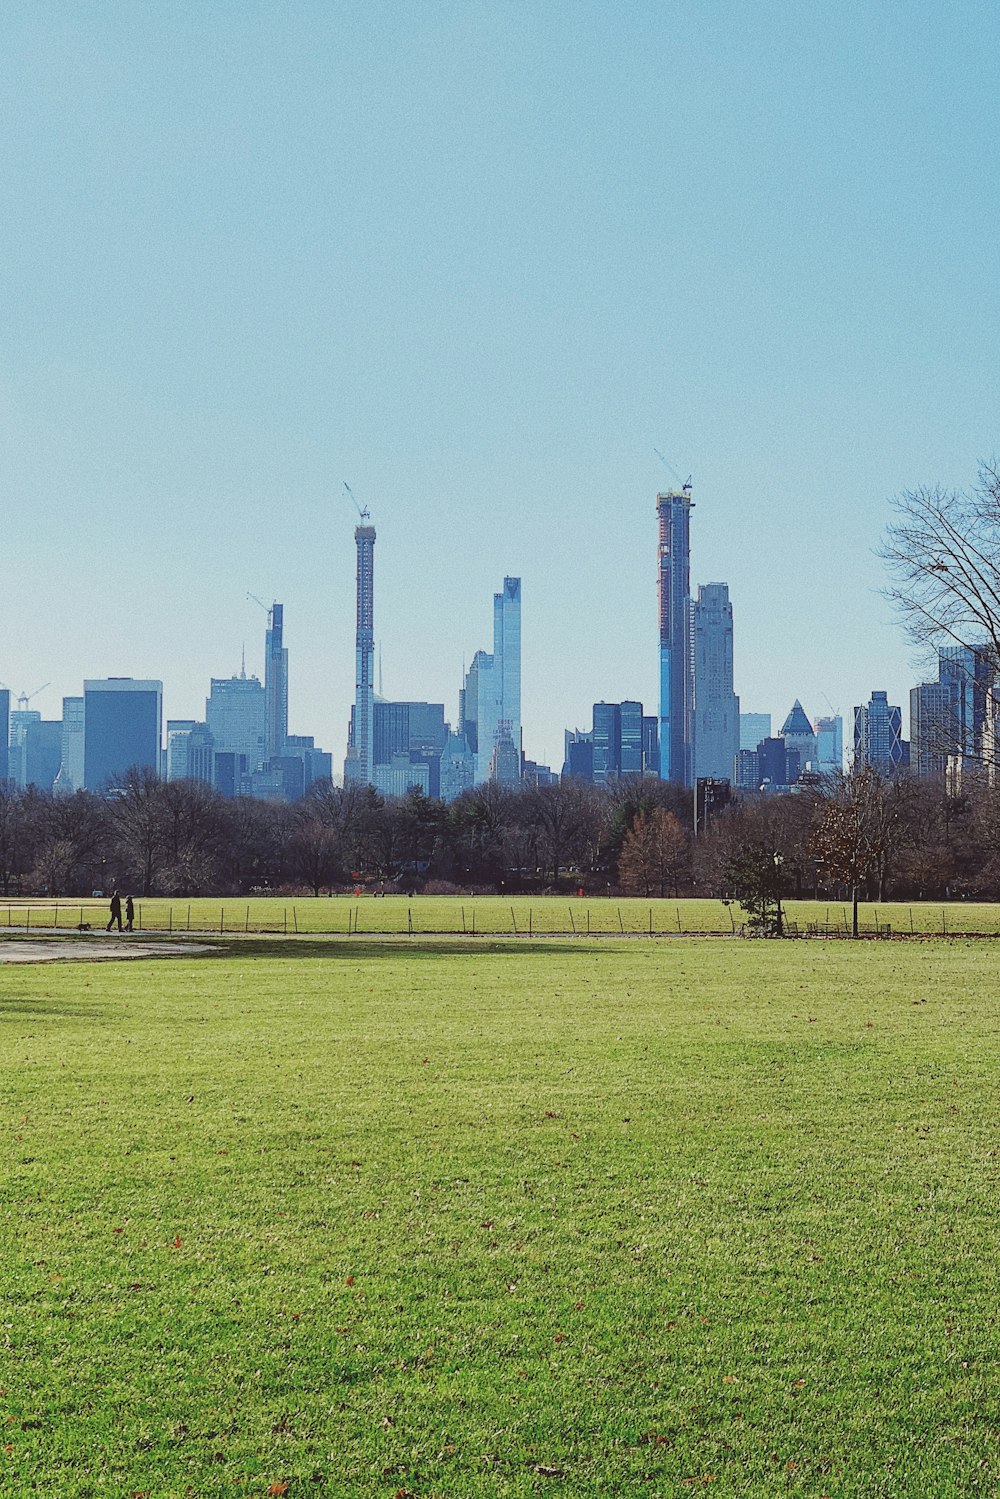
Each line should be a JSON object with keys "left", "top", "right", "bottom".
{"left": 0, "top": 938, "right": 215, "bottom": 964}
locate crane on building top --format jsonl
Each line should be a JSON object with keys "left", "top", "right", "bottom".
{"left": 247, "top": 592, "right": 274, "bottom": 628}
{"left": 0, "top": 683, "right": 51, "bottom": 712}
{"left": 654, "top": 448, "right": 692, "bottom": 494}
{"left": 344, "top": 482, "right": 371, "bottom": 522}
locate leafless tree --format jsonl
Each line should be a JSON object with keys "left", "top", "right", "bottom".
{"left": 882, "top": 462, "right": 1000, "bottom": 662}
{"left": 618, "top": 807, "right": 690, "bottom": 897}
{"left": 811, "top": 767, "right": 904, "bottom": 935}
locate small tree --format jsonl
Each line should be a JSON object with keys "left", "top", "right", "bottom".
{"left": 722, "top": 839, "right": 787, "bottom": 935}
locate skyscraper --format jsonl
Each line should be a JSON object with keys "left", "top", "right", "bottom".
{"left": 693, "top": 582, "right": 739, "bottom": 782}
{"left": 740, "top": 712, "right": 771, "bottom": 751}
{"left": 83, "top": 679, "right": 163, "bottom": 790}
{"left": 780, "top": 700, "right": 818, "bottom": 774}
{"left": 909, "top": 682, "right": 953, "bottom": 780}
{"left": 264, "top": 603, "right": 288, "bottom": 761}
{"left": 205, "top": 674, "right": 266, "bottom": 779}
{"left": 462, "top": 577, "right": 522, "bottom": 786}
{"left": 657, "top": 486, "right": 694, "bottom": 786}
{"left": 853, "top": 691, "right": 908, "bottom": 775}
{"left": 814, "top": 714, "right": 844, "bottom": 775}
{"left": 54, "top": 696, "right": 85, "bottom": 793}
{"left": 494, "top": 577, "right": 522, "bottom": 777}
{"left": 0, "top": 689, "right": 10, "bottom": 785}
{"left": 344, "top": 520, "right": 376, "bottom": 785}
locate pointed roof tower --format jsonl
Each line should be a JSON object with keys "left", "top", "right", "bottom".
{"left": 781, "top": 700, "right": 813, "bottom": 738}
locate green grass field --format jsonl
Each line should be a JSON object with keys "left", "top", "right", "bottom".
{"left": 2, "top": 937, "right": 998, "bottom": 1496}
{"left": 3, "top": 892, "right": 1000, "bottom": 937}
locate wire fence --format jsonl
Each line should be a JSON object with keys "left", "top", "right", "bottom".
{"left": 0, "top": 898, "right": 988, "bottom": 940}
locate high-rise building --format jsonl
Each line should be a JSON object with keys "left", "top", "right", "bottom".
{"left": 165, "top": 720, "right": 198, "bottom": 781}
{"left": 373, "top": 700, "right": 448, "bottom": 798}
{"left": 620, "top": 700, "right": 643, "bottom": 775}
{"left": 592, "top": 701, "right": 621, "bottom": 785}
{"left": 12, "top": 717, "right": 61, "bottom": 791}
{"left": 462, "top": 577, "right": 522, "bottom": 785}
{"left": 205, "top": 675, "right": 266, "bottom": 775}
{"left": 264, "top": 603, "right": 289, "bottom": 761}
{"left": 439, "top": 732, "right": 475, "bottom": 802}
{"left": 780, "top": 700, "right": 818, "bottom": 774}
{"left": 693, "top": 583, "right": 739, "bottom": 782}
{"left": 853, "top": 691, "right": 908, "bottom": 775}
{"left": 83, "top": 679, "right": 163, "bottom": 790}
{"left": 344, "top": 521, "right": 376, "bottom": 786}
{"left": 910, "top": 683, "right": 953, "bottom": 780}
{"left": 0, "top": 690, "right": 9, "bottom": 785}
{"left": 657, "top": 487, "right": 694, "bottom": 786}
{"left": 54, "top": 696, "right": 85, "bottom": 793}
{"left": 494, "top": 577, "right": 522, "bottom": 776}
{"left": 814, "top": 714, "right": 844, "bottom": 775}
{"left": 641, "top": 715, "right": 659, "bottom": 775}
{"left": 739, "top": 712, "right": 771, "bottom": 751}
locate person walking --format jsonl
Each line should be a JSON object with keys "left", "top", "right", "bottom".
{"left": 107, "top": 891, "right": 123, "bottom": 932}
{"left": 125, "top": 895, "right": 135, "bottom": 933}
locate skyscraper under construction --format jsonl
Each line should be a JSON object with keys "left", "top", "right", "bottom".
{"left": 657, "top": 485, "right": 695, "bottom": 786}
{"left": 344, "top": 517, "right": 376, "bottom": 786}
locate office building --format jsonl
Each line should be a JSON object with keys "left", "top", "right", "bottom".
{"left": 620, "top": 700, "right": 643, "bottom": 775}
{"left": 439, "top": 732, "right": 475, "bottom": 802}
{"left": 11, "top": 715, "right": 61, "bottom": 791}
{"left": 780, "top": 700, "right": 818, "bottom": 774}
{"left": 657, "top": 486, "right": 694, "bottom": 786}
{"left": 83, "top": 679, "right": 162, "bottom": 790}
{"left": 814, "top": 714, "right": 844, "bottom": 775}
{"left": 740, "top": 712, "right": 771, "bottom": 752}
{"left": 165, "top": 720, "right": 198, "bottom": 781}
{"left": 264, "top": 603, "right": 289, "bottom": 760}
{"left": 54, "top": 697, "right": 85, "bottom": 793}
{"left": 206, "top": 674, "right": 266, "bottom": 775}
{"left": 758, "top": 736, "right": 798, "bottom": 789}
{"left": 0, "top": 690, "right": 8, "bottom": 784}
{"left": 693, "top": 583, "right": 739, "bottom": 782}
{"left": 910, "top": 683, "right": 952, "bottom": 780}
{"left": 592, "top": 701, "right": 621, "bottom": 785}
{"left": 641, "top": 715, "right": 659, "bottom": 774}
{"left": 344, "top": 519, "right": 376, "bottom": 786}
{"left": 461, "top": 577, "right": 522, "bottom": 786}
{"left": 853, "top": 691, "right": 908, "bottom": 775}
{"left": 734, "top": 748, "right": 761, "bottom": 790}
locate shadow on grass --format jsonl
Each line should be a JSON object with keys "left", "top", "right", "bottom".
{"left": 0, "top": 997, "right": 106, "bottom": 1019}
{"left": 205, "top": 936, "right": 618, "bottom": 962}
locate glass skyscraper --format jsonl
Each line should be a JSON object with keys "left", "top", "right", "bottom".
{"left": 657, "top": 487, "right": 694, "bottom": 786}
{"left": 83, "top": 679, "right": 163, "bottom": 790}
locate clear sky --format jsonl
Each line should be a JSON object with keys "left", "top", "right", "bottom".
{"left": 3, "top": 1, "right": 998, "bottom": 767}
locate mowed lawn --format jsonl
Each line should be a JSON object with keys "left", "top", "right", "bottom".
{"left": 5, "top": 893, "right": 1000, "bottom": 937}
{"left": 1, "top": 939, "right": 998, "bottom": 1497}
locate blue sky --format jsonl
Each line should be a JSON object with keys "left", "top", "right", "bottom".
{"left": 2, "top": 1, "right": 998, "bottom": 767}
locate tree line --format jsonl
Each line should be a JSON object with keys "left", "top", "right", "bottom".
{"left": 3, "top": 763, "right": 1000, "bottom": 904}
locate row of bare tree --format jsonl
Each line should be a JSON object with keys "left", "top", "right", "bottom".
{"left": 4, "top": 760, "right": 1000, "bottom": 903}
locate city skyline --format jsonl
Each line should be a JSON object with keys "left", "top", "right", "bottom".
{"left": 3, "top": 5, "right": 997, "bottom": 765}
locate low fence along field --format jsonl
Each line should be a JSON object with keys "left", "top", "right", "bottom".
{"left": 2, "top": 893, "right": 998, "bottom": 936}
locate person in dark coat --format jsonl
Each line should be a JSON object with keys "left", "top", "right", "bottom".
{"left": 125, "top": 895, "right": 135, "bottom": 933}
{"left": 107, "top": 891, "right": 123, "bottom": 932}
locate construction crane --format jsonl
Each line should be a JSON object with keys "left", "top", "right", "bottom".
{"left": 654, "top": 448, "right": 693, "bottom": 494}
{"left": 0, "top": 683, "right": 51, "bottom": 712}
{"left": 247, "top": 592, "right": 274, "bottom": 628}
{"left": 343, "top": 481, "right": 371, "bottom": 521}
